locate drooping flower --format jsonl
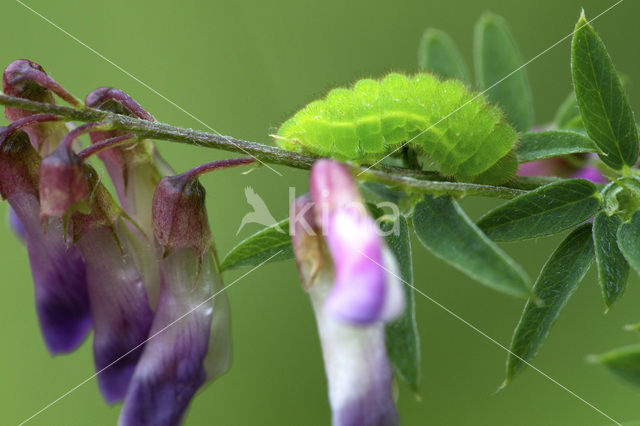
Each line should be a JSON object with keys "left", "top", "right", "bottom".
{"left": 119, "top": 161, "right": 247, "bottom": 425}
{"left": 39, "top": 130, "right": 155, "bottom": 403}
{"left": 2, "top": 59, "right": 78, "bottom": 155}
{"left": 84, "top": 87, "right": 173, "bottom": 237}
{"left": 290, "top": 159, "right": 404, "bottom": 426}
{"left": 0, "top": 122, "right": 91, "bottom": 354}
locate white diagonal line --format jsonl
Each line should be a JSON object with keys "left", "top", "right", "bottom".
{"left": 15, "top": 0, "right": 283, "bottom": 177}
{"left": 358, "top": 0, "right": 625, "bottom": 175}
{"left": 358, "top": 250, "right": 622, "bottom": 426}
{"left": 17, "top": 251, "right": 283, "bottom": 426}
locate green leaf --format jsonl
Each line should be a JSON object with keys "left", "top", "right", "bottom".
{"left": 383, "top": 216, "right": 421, "bottom": 393}
{"left": 477, "top": 179, "right": 601, "bottom": 241}
{"left": 418, "top": 29, "right": 471, "bottom": 84}
{"left": 571, "top": 12, "right": 638, "bottom": 169}
{"left": 412, "top": 195, "right": 530, "bottom": 297}
{"left": 593, "top": 212, "right": 629, "bottom": 310}
{"left": 554, "top": 93, "right": 583, "bottom": 130}
{"left": 220, "top": 219, "right": 292, "bottom": 271}
{"left": 516, "top": 130, "right": 597, "bottom": 163}
{"left": 617, "top": 211, "right": 640, "bottom": 276}
{"left": 505, "top": 223, "right": 594, "bottom": 383}
{"left": 474, "top": 12, "right": 533, "bottom": 132}
{"left": 589, "top": 344, "right": 640, "bottom": 389}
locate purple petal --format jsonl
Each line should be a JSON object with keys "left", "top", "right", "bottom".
{"left": 76, "top": 224, "right": 154, "bottom": 403}
{"left": 324, "top": 209, "right": 387, "bottom": 324}
{"left": 517, "top": 158, "right": 567, "bottom": 177}
{"left": 10, "top": 193, "right": 91, "bottom": 354}
{"left": 120, "top": 248, "right": 231, "bottom": 426}
{"left": 308, "top": 159, "right": 404, "bottom": 324}
{"left": 318, "top": 317, "right": 398, "bottom": 426}
{"left": 290, "top": 200, "right": 398, "bottom": 426}
{"left": 309, "top": 159, "right": 362, "bottom": 223}
{"left": 573, "top": 165, "right": 608, "bottom": 183}
{"left": 8, "top": 205, "right": 27, "bottom": 242}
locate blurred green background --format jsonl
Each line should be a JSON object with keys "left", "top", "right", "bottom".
{"left": 1, "top": 0, "right": 639, "bottom": 424}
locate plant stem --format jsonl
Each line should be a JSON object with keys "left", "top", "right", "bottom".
{"left": 0, "top": 92, "right": 547, "bottom": 199}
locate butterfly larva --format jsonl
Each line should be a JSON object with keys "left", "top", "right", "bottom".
{"left": 274, "top": 73, "right": 518, "bottom": 184}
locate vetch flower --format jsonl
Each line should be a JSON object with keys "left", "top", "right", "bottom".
{"left": 517, "top": 153, "right": 607, "bottom": 184}
{"left": 84, "top": 87, "right": 173, "bottom": 237}
{"left": 0, "top": 122, "right": 91, "bottom": 354}
{"left": 39, "top": 136, "right": 155, "bottom": 402}
{"left": 290, "top": 159, "right": 404, "bottom": 426}
{"left": 2, "top": 59, "right": 78, "bottom": 155}
{"left": 572, "top": 162, "right": 608, "bottom": 184}
{"left": 119, "top": 160, "right": 251, "bottom": 425}
{"left": 308, "top": 159, "right": 405, "bottom": 324}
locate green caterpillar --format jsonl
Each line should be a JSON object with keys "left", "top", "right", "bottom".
{"left": 274, "top": 73, "right": 519, "bottom": 184}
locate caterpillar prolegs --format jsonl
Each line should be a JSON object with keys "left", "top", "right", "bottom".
{"left": 274, "top": 73, "right": 518, "bottom": 184}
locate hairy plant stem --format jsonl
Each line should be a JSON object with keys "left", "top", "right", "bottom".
{"left": 0, "top": 92, "right": 551, "bottom": 199}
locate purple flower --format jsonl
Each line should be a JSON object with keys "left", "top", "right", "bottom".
{"left": 0, "top": 125, "right": 91, "bottom": 354}
{"left": 38, "top": 142, "right": 155, "bottom": 402}
{"left": 77, "top": 219, "right": 154, "bottom": 403}
{"left": 290, "top": 159, "right": 404, "bottom": 426}
{"left": 571, "top": 164, "right": 608, "bottom": 184}
{"left": 308, "top": 159, "right": 404, "bottom": 324}
{"left": 84, "top": 88, "right": 173, "bottom": 237}
{"left": 3, "top": 60, "right": 77, "bottom": 155}
{"left": 517, "top": 153, "right": 607, "bottom": 184}
{"left": 119, "top": 170, "right": 231, "bottom": 425}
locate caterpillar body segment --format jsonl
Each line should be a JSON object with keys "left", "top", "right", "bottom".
{"left": 275, "top": 72, "right": 519, "bottom": 184}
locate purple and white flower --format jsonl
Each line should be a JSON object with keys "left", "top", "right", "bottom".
{"left": 0, "top": 124, "right": 91, "bottom": 354}
{"left": 39, "top": 133, "right": 155, "bottom": 402}
{"left": 290, "top": 159, "right": 404, "bottom": 426}
{"left": 119, "top": 168, "right": 233, "bottom": 425}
